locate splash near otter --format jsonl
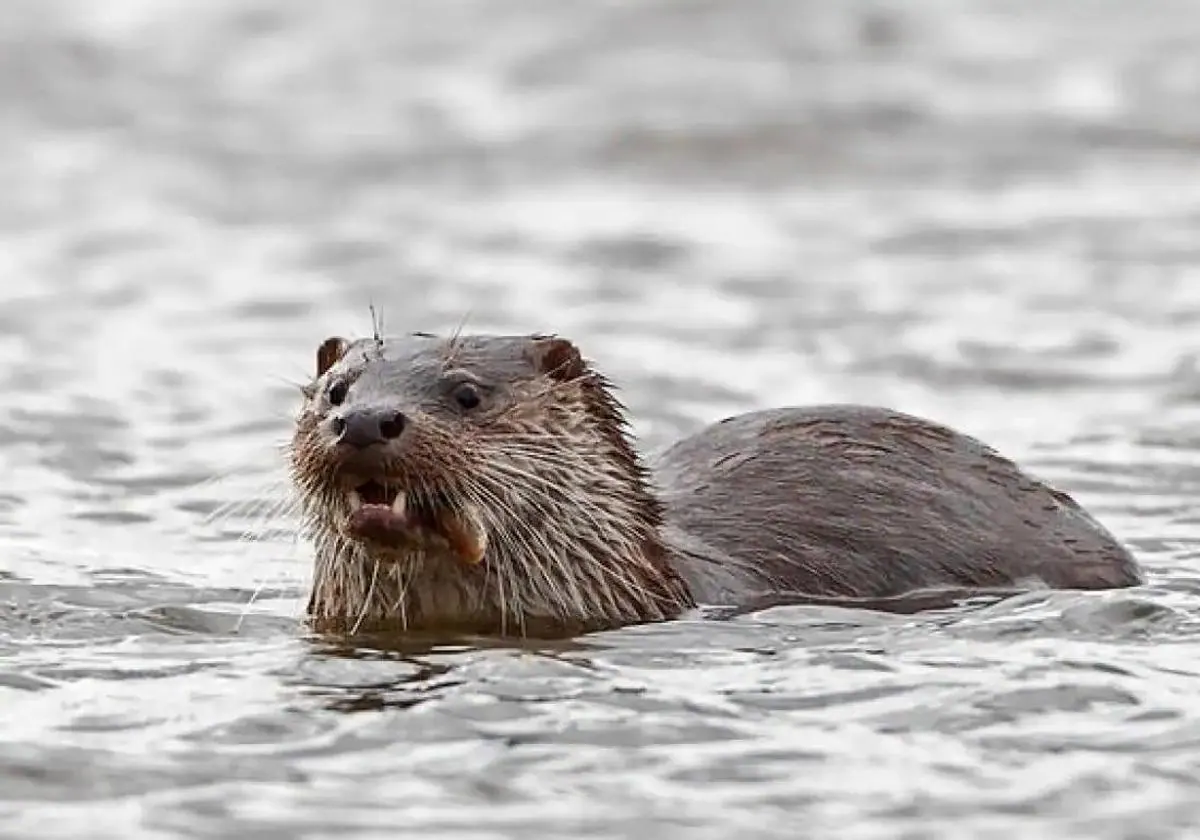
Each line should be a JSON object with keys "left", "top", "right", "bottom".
{"left": 290, "top": 332, "right": 1143, "bottom": 637}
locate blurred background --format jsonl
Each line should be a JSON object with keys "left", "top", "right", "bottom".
{"left": 4, "top": 1, "right": 1200, "bottom": 838}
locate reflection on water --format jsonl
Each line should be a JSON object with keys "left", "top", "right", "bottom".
{"left": 3, "top": 0, "right": 1200, "bottom": 837}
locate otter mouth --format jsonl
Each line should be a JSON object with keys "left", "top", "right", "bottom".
{"left": 345, "top": 479, "right": 488, "bottom": 565}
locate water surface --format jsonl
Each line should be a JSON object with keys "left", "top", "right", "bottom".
{"left": 3, "top": 1, "right": 1200, "bottom": 838}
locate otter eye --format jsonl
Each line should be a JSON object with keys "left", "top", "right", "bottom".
{"left": 327, "top": 380, "right": 349, "bottom": 406}
{"left": 451, "top": 381, "right": 482, "bottom": 411}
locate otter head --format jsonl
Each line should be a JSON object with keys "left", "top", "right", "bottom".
{"left": 291, "top": 332, "right": 692, "bottom": 636}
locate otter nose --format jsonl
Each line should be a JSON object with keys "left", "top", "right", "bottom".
{"left": 332, "top": 409, "right": 407, "bottom": 449}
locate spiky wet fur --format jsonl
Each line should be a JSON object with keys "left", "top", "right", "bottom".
{"left": 290, "top": 338, "right": 693, "bottom": 637}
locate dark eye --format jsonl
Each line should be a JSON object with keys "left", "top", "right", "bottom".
{"left": 451, "top": 381, "right": 482, "bottom": 411}
{"left": 327, "top": 380, "right": 348, "bottom": 406}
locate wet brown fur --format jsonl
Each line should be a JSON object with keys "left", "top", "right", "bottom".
{"left": 654, "top": 407, "right": 1142, "bottom": 605}
{"left": 292, "top": 333, "right": 689, "bottom": 636}
{"left": 290, "top": 332, "right": 1143, "bottom": 637}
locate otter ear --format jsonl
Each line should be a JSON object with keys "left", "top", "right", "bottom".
{"left": 529, "top": 336, "right": 587, "bottom": 382}
{"left": 316, "top": 336, "right": 349, "bottom": 376}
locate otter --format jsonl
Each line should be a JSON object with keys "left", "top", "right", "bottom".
{"left": 290, "top": 331, "right": 1142, "bottom": 636}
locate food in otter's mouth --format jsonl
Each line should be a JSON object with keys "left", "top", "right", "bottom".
{"left": 344, "top": 479, "right": 487, "bottom": 565}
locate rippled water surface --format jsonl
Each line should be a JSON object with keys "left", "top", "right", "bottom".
{"left": 4, "top": 1, "right": 1200, "bottom": 837}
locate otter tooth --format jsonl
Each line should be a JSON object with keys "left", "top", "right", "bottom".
{"left": 391, "top": 492, "right": 408, "bottom": 520}
{"left": 347, "top": 491, "right": 363, "bottom": 512}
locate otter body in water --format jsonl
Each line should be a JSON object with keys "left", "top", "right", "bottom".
{"left": 290, "top": 332, "right": 1142, "bottom": 636}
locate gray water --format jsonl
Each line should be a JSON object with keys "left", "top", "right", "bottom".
{"left": 3, "top": 1, "right": 1200, "bottom": 837}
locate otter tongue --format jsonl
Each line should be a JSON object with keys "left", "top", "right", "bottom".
{"left": 347, "top": 504, "right": 410, "bottom": 545}
{"left": 434, "top": 504, "right": 488, "bottom": 566}
{"left": 346, "top": 485, "right": 411, "bottom": 545}
{"left": 348, "top": 485, "right": 486, "bottom": 563}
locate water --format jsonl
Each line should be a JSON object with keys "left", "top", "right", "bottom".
{"left": 3, "top": 0, "right": 1200, "bottom": 837}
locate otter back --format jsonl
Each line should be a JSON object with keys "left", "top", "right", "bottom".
{"left": 652, "top": 405, "right": 1143, "bottom": 604}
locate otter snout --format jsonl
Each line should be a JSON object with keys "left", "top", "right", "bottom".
{"left": 331, "top": 408, "right": 407, "bottom": 449}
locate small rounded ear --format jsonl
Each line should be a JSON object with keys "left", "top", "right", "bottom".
{"left": 528, "top": 335, "right": 587, "bottom": 382}
{"left": 316, "top": 336, "right": 349, "bottom": 376}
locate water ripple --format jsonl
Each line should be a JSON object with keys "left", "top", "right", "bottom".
{"left": 4, "top": 1, "right": 1200, "bottom": 838}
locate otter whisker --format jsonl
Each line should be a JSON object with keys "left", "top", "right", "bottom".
{"left": 391, "top": 564, "right": 412, "bottom": 631}
{"left": 461, "top": 480, "right": 587, "bottom": 620}
{"left": 233, "top": 577, "right": 268, "bottom": 634}
{"left": 351, "top": 558, "right": 381, "bottom": 635}
{"left": 444, "top": 310, "right": 474, "bottom": 365}
{"left": 483, "top": 458, "right": 632, "bottom": 539}
{"left": 214, "top": 496, "right": 302, "bottom": 545}
{"left": 496, "top": 544, "right": 509, "bottom": 637}
{"left": 484, "top": 472, "right": 648, "bottom": 576}
{"left": 369, "top": 301, "right": 384, "bottom": 349}
{"left": 486, "top": 437, "right": 647, "bottom": 479}
{"left": 484, "top": 472, "right": 597, "bottom": 619}
{"left": 472, "top": 459, "right": 667, "bottom": 625}
{"left": 199, "top": 470, "right": 297, "bottom": 530}
{"left": 482, "top": 443, "right": 613, "bottom": 477}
